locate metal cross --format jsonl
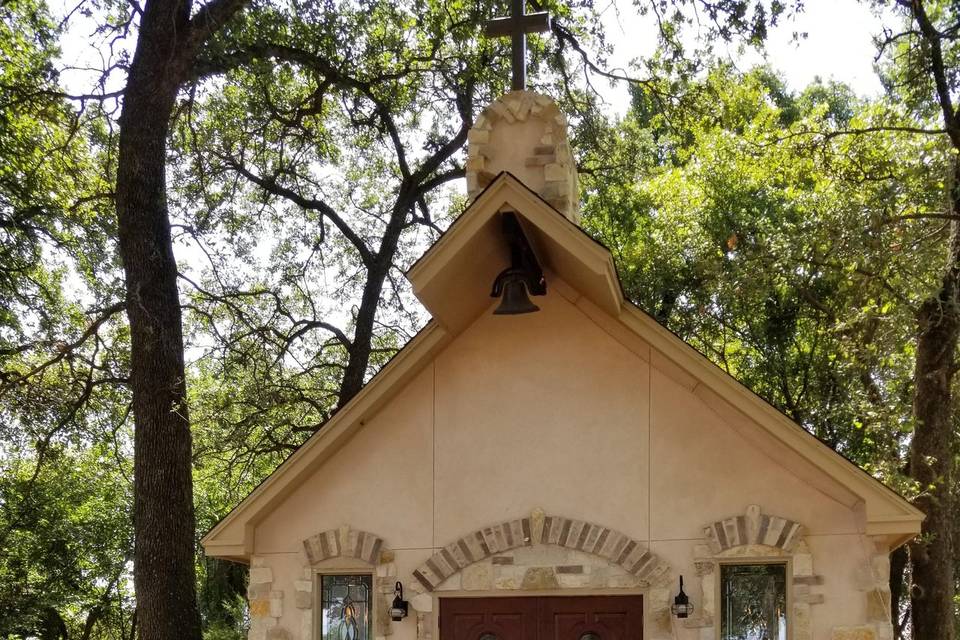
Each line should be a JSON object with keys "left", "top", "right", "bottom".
{"left": 485, "top": 0, "right": 551, "bottom": 91}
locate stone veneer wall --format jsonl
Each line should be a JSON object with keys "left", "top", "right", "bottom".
{"left": 465, "top": 91, "right": 579, "bottom": 223}
{"left": 690, "top": 505, "right": 895, "bottom": 640}
{"left": 405, "top": 509, "right": 675, "bottom": 640}
{"left": 247, "top": 526, "right": 400, "bottom": 640}
{"left": 246, "top": 510, "right": 897, "bottom": 640}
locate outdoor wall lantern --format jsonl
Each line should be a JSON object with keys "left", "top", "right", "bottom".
{"left": 389, "top": 581, "right": 409, "bottom": 622}
{"left": 670, "top": 575, "right": 694, "bottom": 619}
{"left": 490, "top": 211, "right": 546, "bottom": 315}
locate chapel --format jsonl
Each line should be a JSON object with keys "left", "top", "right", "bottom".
{"left": 201, "top": 8, "right": 924, "bottom": 640}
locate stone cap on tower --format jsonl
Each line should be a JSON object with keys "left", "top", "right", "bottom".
{"left": 466, "top": 90, "right": 579, "bottom": 224}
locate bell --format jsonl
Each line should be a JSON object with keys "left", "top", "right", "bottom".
{"left": 494, "top": 277, "right": 540, "bottom": 315}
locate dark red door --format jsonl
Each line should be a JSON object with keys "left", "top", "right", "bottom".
{"left": 440, "top": 596, "right": 643, "bottom": 640}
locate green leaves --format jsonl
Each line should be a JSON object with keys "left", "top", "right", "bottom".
{"left": 582, "top": 63, "right": 946, "bottom": 472}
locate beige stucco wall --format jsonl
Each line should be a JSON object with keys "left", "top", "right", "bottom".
{"left": 248, "top": 285, "right": 893, "bottom": 640}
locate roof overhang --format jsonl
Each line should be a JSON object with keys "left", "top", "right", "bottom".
{"left": 407, "top": 172, "right": 623, "bottom": 333}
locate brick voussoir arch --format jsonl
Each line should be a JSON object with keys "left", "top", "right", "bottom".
{"left": 703, "top": 506, "right": 805, "bottom": 553}
{"left": 412, "top": 513, "right": 669, "bottom": 592}
{"left": 303, "top": 526, "right": 387, "bottom": 566}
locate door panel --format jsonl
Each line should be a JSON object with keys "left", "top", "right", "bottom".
{"left": 439, "top": 595, "right": 643, "bottom": 640}
{"left": 540, "top": 596, "right": 643, "bottom": 640}
{"left": 441, "top": 597, "right": 539, "bottom": 640}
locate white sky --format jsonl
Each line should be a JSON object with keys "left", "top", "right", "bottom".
{"left": 597, "top": 0, "right": 892, "bottom": 115}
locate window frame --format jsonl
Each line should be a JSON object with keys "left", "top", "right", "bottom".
{"left": 314, "top": 569, "right": 376, "bottom": 640}
{"left": 715, "top": 557, "right": 793, "bottom": 640}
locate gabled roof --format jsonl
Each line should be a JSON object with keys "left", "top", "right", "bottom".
{"left": 202, "top": 173, "right": 922, "bottom": 561}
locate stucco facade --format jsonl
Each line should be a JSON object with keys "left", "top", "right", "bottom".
{"left": 203, "top": 92, "right": 922, "bottom": 640}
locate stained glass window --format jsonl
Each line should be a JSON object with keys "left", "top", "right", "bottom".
{"left": 321, "top": 574, "right": 373, "bottom": 640}
{"left": 720, "top": 563, "right": 787, "bottom": 640}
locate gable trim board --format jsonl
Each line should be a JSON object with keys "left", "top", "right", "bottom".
{"left": 201, "top": 172, "right": 922, "bottom": 560}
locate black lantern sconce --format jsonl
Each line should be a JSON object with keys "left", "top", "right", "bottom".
{"left": 389, "top": 581, "right": 409, "bottom": 622}
{"left": 490, "top": 211, "right": 546, "bottom": 315}
{"left": 670, "top": 575, "right": 694, "bottom": 619}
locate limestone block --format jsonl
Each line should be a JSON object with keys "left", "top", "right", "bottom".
{"left": 796, "top": 592, "right": 825, "bottom": 605}
{"left": 489, "top": 101, "right": 516, "bottom": 124}
{"left": 248, "top": 583, "right": 271, "bottom": 600}
{"left": 295, "top": 590, "right": 312, "bottom": 610}
{"left": 649, "top": 606, "right": 672, "bottom": 636}
{"left": 525, "top": 153, "right": 556, "bottom": 167}
{"left": 294, "top": 580, "right": 313, "bottom": 593}
{"left": 465, "top": 156, "right": 485, "bottom": 173}
{"left": 543, "top": 163, "right": 567, "bottom": 182}
{"left": 793, "top": 552, "right": 814, "bottom": 576}
{"left": 440, "top": 572, "right": 461, "bottom": 590}
{"left": 782, "top": 524, "right": 805, "bottom": 551}
{"left": 251, "top": 556, "right": 268, "bottom": 567}
{"left": 417, "top": 612, "right": 432, "bottom": 640}
{"left": 266, "top": 628, "right": 291, "bottom": 640}
{"left": 531, "top": 508, "right": 546, "bottom": 544}
{"left": 250, "top": 567, "right": 274, "bottom": 584}
{"left": 269, "top": 590, "right": 284, "bottom": 618}
{"left": 462, "top": 561, "right": 493, "bottom": 590}
{"left": 865, "top": 588, "right": 891, "bottom": 622}
{"left": 521, "top": 567, "right": 559, "bottom": 590}
{"left": 557, "top": 573, "right": 592, "bottom": 589}
{"left": 375, "top": 593, "right": 391, "bottom": 635}
{"left": 556, "top": 564, "right": 583, "bottom": 574}
{"left": 745, "top": 504, "right": 762, "bottom": 542}
{"left": 704, "top": 525, "right": 723, "bottom": 554}
{"left": 249, "top": 616, "right": 277, "bottom": 640}
{"left": 411, "top": 593, "right": 433, "bottom": 613}
{"left": 831, "top": 625, "right": 877, "bottom": 640}
{"left": 606, "top": 573, "right": 641, "bottom": 588}
{"left": 793, "top": 602, "right": 811, "bottom": 640}
{"left": 494, "top": 575, "right": 518, "bottom": 590}
{"left": 380, "top": 549, "right": 396, "bottom": 564}
{"left": 871, "top": 554, "right": 891, "bottom": 584}
{"left": 249, "top": 599, "right": 271, "bottom": 618}
{"left": 467, "top": 129, "right": 489, "bottom": 145}
{"left": 465, "top": 173, "right": 479, "bottom": 194}
{"left": 301, "top": 610, "right": 313, "bottom": 640}
{"left": 700, "top": 573, "right": 716, "bottom": 618}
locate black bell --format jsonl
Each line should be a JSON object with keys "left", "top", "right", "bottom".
{"left": 489, "top": 212, "right": 546, "bottom": 315}
{"left": 494, "top": 275, "right": 540, "bottom": 315}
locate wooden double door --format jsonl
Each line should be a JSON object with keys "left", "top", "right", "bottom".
{"left": 439, "top": 595, "right": 643, "bottom": 640}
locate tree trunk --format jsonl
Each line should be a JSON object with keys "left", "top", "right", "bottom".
{"left": 115, "top": 0, "right": 199, "bottom": 638}
{"left": 889, "top": 545, "right": 908, "bottom": 640}
{"left": 907, "top": 157, "right": 960, "bottom": 640}
{"left": 337, "top": 209, "right": 408, "bottom": 408}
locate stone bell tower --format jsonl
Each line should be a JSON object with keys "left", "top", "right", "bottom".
{"left": 467, "top": 0, "right": 579, "bottom": 224}
{"left": 466, "top": 91, "right": 580, "bottom": 224}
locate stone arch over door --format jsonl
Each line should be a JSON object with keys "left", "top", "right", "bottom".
{"left": 411, "top": 510, "right": 671, "bottom": 593}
